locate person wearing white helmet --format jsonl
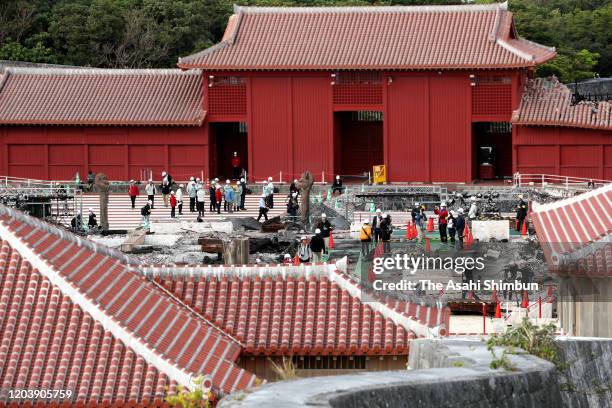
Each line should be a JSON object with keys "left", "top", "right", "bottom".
{"left": 224, "top": 182, "right": 236, "bottom": 213}
{"left": 447, "top": 210, "right": 457, "bottom": 244}
{"left": 372, "top": 208, "right": 383, "bottom": 243}
{"left": 286, "top": 190, "right": 299, "bottom": 219}
{"left": 169, "top": 191, "right": 177, "bottom": 218}
{"left": 196, "top": 184, "right": 206, "bottom": 218}
{"left": 187, "top": 177, "right": 197, "bottom": 212}
{"left": 297, "top": 235, "right": 312, "bottom": 263}
{"left": 145, "top": 179, "right": 157, "bottom": 209}
{"left": 265, "top": 176, "right": 275, "bottom": 209}
{"left": 214, "top": 184, "right": 222, "bottom": 214}
{"left": 128, "top": 179, "right": 139, "bottom": 209}
{"left": 456, "top": 208, "right": 466, "bottom": 247}
{"left": 434, "top": 201, "right": 449, "bottom": 243}
{"left": 316, "top": 213, "right": 333, "bottom": 249}
{"left": 223, "top": 179, "right": 232, "bottom": 212}
{"left": 160, "top": 171, "right": 173, "bottom": 208}
{"left": 257, "top": 193, "right": 269, "bottom": 222}
{"left": 209, "top": 180, "right": 217, "bottom": 213}
{"left": 380, "top": 213, "right": 392, "bottom": 252}
{"left": 176, "top": 184, "right": 184, "bottom": 215}
{"left": 289, "top": 178, "right": 299, "bottom": 196}
{"left": 332, "top": 174, "right": 343, "bottom": 195}
{"left": 310, "top": 228, "right": 326, "bottom": 262}
{"left": 411, "top": 201, "right": 420, "bottom": 223}
{"left": 87, "top": 208, "right": 97, "bottom": 229}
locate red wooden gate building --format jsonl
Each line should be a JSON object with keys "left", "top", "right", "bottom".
{"left": 0, "top": 3, "right": 610, "bottom": 183}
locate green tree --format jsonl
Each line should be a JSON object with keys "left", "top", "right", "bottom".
{"left": 538, "top": 48, "right": 600, "bottom": 83}
{"left": 0, "top": 40, "right": 55, "bottom": 64}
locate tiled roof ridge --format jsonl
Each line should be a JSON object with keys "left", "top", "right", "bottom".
{"left": 178, "top": 42, "right": 231, "bottom": 67}
{"left": 233, "top": 2, "right": 507, "bottom": 14}
{"left": 139, "top": 261, "right": 340, "bottom": 280}
{"left": 0, "top": 214, "right": 197, "bottom": 389}
{"left": 136, "top": 265, "right": 248, "bottom": 348}
{"left": 138, "top": 258, "right": 437, "bottom": 338}
{"left": 5, "top": 66, "right": 201, "bottom": 76}
{"left": 516, "top": 36, "right": 557, "bottom": 54}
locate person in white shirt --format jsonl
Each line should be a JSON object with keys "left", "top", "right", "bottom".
{"left": 196, "top": 186, "right": 206, "bottom": 217}
{"left": 187, "top": 177, "right": 196, "bottom": 212}
{"left": 176, "top": 184, "right": 184, "bottom": 215}
{"left": 145, "top": 180, "right": 156, "bottom": 209}
{"left": 265, "top": 176, "right": 274, "bottom": 208}
{"left": 257, "top": 194, "right": 269, "bottom": 222}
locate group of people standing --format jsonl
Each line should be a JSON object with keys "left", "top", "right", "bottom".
{"left": 433, "top": 202, "right": 467, "bottom": 245}
{"left": 360, "top": 210, "right": 393, "bottom": 255}
{"left": 293, "top": 213, "right": 334, "bottom": 262}
{"left": 132, "top": 171, "right": 250, "bottom": 226}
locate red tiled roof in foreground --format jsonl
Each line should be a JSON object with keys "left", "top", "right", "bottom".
{"left": 0, "top": 205, "right": 257, "bottom": 399}
{"left": 179, "top": 2, "right": 555, "bottom": 71}
{"left": 531, "top": 183, "right": 612, "bottom": 276}
{"left": 0, "top": 241, "right": 176, "bottom": 405}
{"left": 139, "top": 262, "right": 449, "bottom": 356}
{"left": 512, "top": 77, "right": 612, "bottom": 130}
{"left": 0, "top": 68, "right": 205, "bottom": 126}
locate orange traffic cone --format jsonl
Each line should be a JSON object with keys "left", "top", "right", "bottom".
{"left": 521, "top": 290, "right": 529, "bottom": 308}
{"left": 293, "top": 254, "right": 300, "bottom": 266}
{"left": 427, "top": 217, "right": 434, "bottom": 232}
{"left": 468, "top": 228, "right": 474, "bottom": 245}
{"left": 515, "top": 219, "right": 519, "bottom": 231}
{"left": 464, "top": 225, "right": 471, "bottom": 248}
{"left": 411, "top": 222, "right": 418, "bottom": 240}
{"left": 405, "top": 224, "right": 411, "bottom": 240}
{"left": 328, "top": 231, "right": 335, "bottom": 249}
{"left": 495, "top": 302, "right": 502, "bottom": 318}
{"left": 521, "top": 219, "right": 528, "bottom": 236}
{"left": 425, "top": 237, "right": 431, "bottom": 252}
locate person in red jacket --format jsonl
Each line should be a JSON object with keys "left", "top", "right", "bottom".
{"left": 231, "top": 151, "right": 241, "bottom": 180}
{"left": 128, "top": 180, "right": 139, "bottom": 209}
{"left": 215, "top": 185, "right": 223, "bottom": 214}
{"left": 170, "top": 191, "right": 177, "bottom": 218}
{"left": 434, "top": 202, "right": 449, "bottom": 243}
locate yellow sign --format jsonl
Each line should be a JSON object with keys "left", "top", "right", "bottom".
{"left": 373, "top": 165, "right": 387, "bottom": 184}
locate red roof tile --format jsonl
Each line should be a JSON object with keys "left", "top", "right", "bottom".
{"left": 179, "top": 3, "right": 555, "bottom": 71}
{"left": 0, "top": 206, "right": 257, "bottom": 396}
{"left": 531, "top": 184, "right": 612, "bottom": 276}
{"left": 513, "top": 77, "right": 612, "bottom": 130}
{"left": 0, "top": 68, "right": 205, "bottom": 126}
{"left": 0, "top": 241, "right": 175, "bottom": 404}
{"left": 139, "top": 263, "right": 449, "bottom": 356}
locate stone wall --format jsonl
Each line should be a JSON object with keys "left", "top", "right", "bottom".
{"left": 219, "top": 338, "right": 612, "bottom": 408}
